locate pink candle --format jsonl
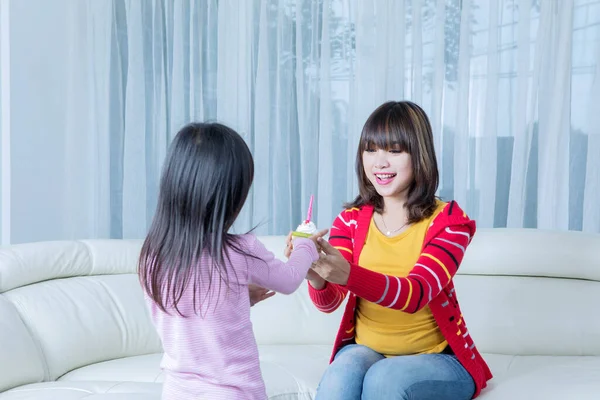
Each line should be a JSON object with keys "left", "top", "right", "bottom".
{"left": 305, "top": 195, "right": 314, "bottom": 223}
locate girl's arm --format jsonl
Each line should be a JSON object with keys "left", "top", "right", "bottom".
{"left": 248, "top": 237, "right": 319, "bottom": 295}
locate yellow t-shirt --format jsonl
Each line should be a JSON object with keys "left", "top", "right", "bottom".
{"left": 355, "top": 201, "right": 448, "bottom": 357}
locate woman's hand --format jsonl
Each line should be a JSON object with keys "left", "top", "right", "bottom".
{"left": 311, "top": 238, "right": 351, "bottom": 285}
{"left": 249, "top": 284, "right": 275, "bottom": 306}
{"left": 304, "top": 229, "right": 329, "bottom": 249}
{"left": 304, "top": 266, "right": 326, "bottom": 289}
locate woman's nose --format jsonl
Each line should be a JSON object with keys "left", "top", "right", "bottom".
{"left": 374, "top": 150, "right": 389, "bottom": 168}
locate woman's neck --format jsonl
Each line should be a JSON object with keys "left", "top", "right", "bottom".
{"left": 381, "top": 195, "right": 407, "bottom": 217}
{"left": 375, "top": 195, "right": 409, "bottom": 235}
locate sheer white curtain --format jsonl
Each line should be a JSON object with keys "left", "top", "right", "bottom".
{"left": 1, "top": 0, "right": 599, "bottom": 244}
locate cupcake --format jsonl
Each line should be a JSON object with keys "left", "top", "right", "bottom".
{"left": 291, "top": 195, "right": 317, "bottom": 238}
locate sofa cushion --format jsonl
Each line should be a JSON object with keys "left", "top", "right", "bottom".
{"left": 58, "top": 345, "right": 333, "bottom": 399}
{"left": 250, "top": 281, "right": 347, "bottom": 346}
{"left": 0, "top": 296, "right": 45, "bottom": 393}
{"left": 0, "top": 381, "right": 161, "bottom": 400}
{"left": 58, "top": 345, "right": 331, "bottom": 399}
{"left": 2, "top": 350, "right": 600, "bottom": 399}
{"left": 459, "top": 229, "right": 600, "bottom": 281}
{"left": 453, "top": 274, "right": 600, "bottom": 356}
{"left": 3, "top": 274, "right": 162, "bottom": 380}
{"left": 0, "top": 240, "right": 143, "bottom": 293}
{"left": 1, "top": 345, "right": 332, "bottom": 400}
{"left": 479, "top": 354, "right": 600, "bottom": 399}
{"left": 58, "top": 354, "right": 163, "bottom": 383}
{"left": 454, "top": 228, "right": 600, "bottom": 357}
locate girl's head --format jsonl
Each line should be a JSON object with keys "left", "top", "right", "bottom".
{"left": 139, "top": 122, "right": 254, "bottom": 316}
{"left": 351, "top": 101, "right": 439, "bottom": 222}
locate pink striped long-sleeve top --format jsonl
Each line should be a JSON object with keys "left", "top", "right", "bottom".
{"left": 144, "top": 235, "right": 318, "bottom": 400}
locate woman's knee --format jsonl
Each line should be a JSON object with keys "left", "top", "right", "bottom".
{"left": 362, "top": 357, "right": 412, "bottom": 399}
{"left": 333, "top": 345, "right": 383, "bottom": 370}
{"left": 361, "top": 354, "right": 475, "bottom": 400}
{"left": 316, "top": 345, "right": 383, "bottom": 399}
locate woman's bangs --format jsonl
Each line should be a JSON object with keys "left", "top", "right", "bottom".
{"left": 360, "top": 114, "right": 410, "bottom": 153}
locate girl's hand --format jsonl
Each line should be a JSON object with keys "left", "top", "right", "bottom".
{"left": 249, "top": 284, "right": 275, "bottom": 306}
{"left": 286, "top": 229, "right": 329, "bottom": 289}
{"left": 284, "top": 231, "right": 293, "bottom": 259}
{"left": 285, "top": 229, "right": 329, "bottom": 257}
{"left": 311, "top": 238, "right": 351, "bottom": 285}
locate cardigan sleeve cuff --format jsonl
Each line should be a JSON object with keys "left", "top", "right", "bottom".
{"left": 308, "top": 281, "right": 339, "bottom": 307}
{"left": 346, "top": 263, "right": 389, "bottom": 303}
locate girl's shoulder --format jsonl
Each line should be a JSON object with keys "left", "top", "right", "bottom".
{"left": 236, "top": 234, "right": 286, "bottom": 260}
{"left": 230, "top": 232, "right": 255, "bottom": 243}
{"left": 228, "top": 233, "right": 260, "bottom": 256}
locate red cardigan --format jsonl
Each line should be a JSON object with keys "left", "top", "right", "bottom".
{"left": 308, "top": 201, "right": 492, "bottom": 398}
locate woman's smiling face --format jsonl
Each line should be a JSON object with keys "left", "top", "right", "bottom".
{"left": 362, "top": 145, "right": 414, "bottom": 201}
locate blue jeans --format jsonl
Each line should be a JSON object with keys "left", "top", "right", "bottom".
{"left": 315, "top": 344, "right": 475, "bottom": 400}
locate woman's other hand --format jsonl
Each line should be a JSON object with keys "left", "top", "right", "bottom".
{"left": 311, "top": 238, "right": 351, "bottom": 285}
{"left": 306, "top": 229, "right": 329, "bottom": 250}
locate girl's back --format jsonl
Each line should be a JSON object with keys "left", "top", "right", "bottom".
{"left": 146, "top": 235, "right": 268, "bottom": 399}
{"left": 147, "top": 234, "right": 319, "bottom": 399}
{"left": 139, "top": 123, "right": 320, "bottom": 400}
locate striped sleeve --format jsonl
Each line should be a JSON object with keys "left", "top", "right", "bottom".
{"left": 307, "top": 209, "right": 356, "bottom": 313}
{"left": 345, "top": 222, "right": 474, "bottom": 314}
{"left": 328, "top": 209, "right": 356, "bottom": 263}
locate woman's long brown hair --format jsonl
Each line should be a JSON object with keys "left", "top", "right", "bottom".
{"left": 345, "top": 101, "right": 440, "bottom": 223}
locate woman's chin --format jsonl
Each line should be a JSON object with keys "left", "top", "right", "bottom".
{"left": 375, "top": 187, "right": 409, "bottom": 202}
{"left": 375, "top": 188, "right": 398, "bottom": 198}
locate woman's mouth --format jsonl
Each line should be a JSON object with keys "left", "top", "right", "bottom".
{"left": 374, "top": 173, "right": 396, "bottom": 185}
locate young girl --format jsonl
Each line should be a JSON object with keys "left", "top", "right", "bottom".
{"left": 291, "top": 101, "right": 493, "bottom": 399}
{"left": 138, "top": 122, "right": 326, "bottom": 400}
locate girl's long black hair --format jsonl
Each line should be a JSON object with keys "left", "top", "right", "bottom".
{"left": 138, "top": 122, "right": 255, "bottom": 317}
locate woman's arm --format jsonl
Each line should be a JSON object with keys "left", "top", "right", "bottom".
{"left": 307, "top": 210, "right": 356, "bottom": 313}
{"left": 315, "top": 222, "right": 474, "bottom": 314}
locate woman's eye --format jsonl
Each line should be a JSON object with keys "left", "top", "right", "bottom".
{"left": 365, "top": 148, "right": 376, "bottom": 153}
{"left": 389, "top": 149, "right": 402, "bottom": 154}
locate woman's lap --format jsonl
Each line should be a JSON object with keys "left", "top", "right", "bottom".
{"left": 315, "top": 344, "right": 475, "bottom": 400}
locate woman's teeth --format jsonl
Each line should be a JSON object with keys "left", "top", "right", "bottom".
{"left": 375, "top": 173, "right": 396, "bottom": 185}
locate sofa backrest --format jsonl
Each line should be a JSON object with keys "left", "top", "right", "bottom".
{"left": 0, "top": 228, "right": 598, "bottom": 392}
{"left": 455, "top": 228, "right": 600, "bottom": 356}
{"left": 0, "top": 239, "right": 161, "bottom": 392}
{"left": 252, "top": 229, "right": 600, "bottom": 358}
{"left": 0, "top": 291, "right": 45, "bottom": 393}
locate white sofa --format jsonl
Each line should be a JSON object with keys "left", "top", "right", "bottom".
{"left": 0, "top": 229, "right": 599, "bottom": 399}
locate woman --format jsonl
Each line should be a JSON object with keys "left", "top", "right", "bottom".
{"left": 293, "top": 101, "right": 492, "bottom": 399}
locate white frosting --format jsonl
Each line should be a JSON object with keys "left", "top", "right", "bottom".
{"left": 296, "top": 221, "right": 317, "bottom": 234}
